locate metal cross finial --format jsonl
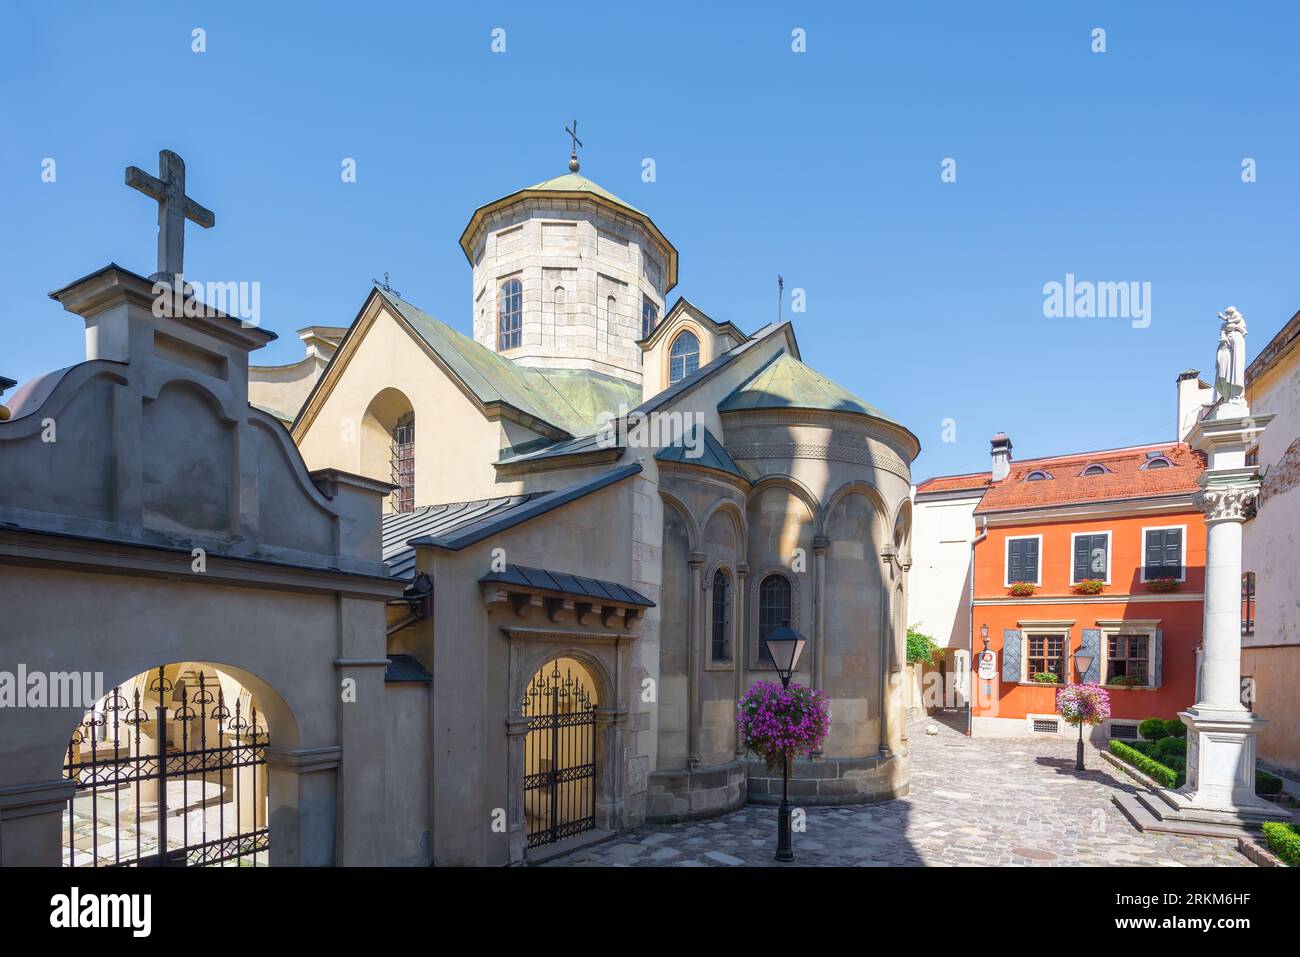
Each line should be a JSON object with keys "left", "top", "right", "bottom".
{"left": 372, "top": 271, "right": 402, "bottom": 297}
{"left": 565, "top": 119, "right": 583, "bottom": 173}
{"left": 124, "top": 149, "right": 215, "bottom": 284}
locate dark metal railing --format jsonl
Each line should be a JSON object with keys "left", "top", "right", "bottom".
{"left": 522, "top": 662, "right": 596, "bottom": 848}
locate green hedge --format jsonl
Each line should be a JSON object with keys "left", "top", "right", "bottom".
{"left": 1262, "top": 823, "right": 1300, "bottom": 867}
{"left": 1138, "top": 718, "right": 1169, "bottom": 741}
{"left": 1163, "top": 719, "right": 1186, "bottom": 738}
{"left": 1256, "top": 769, "right": 1284, "bottom": 795}
{"left": 1110, "top": 739, "right": 1183, "bottom": 788}
{"left": 1155, "top": 737, "right": 1187, "bottom": 760}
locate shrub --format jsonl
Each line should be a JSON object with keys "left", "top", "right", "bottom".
{"left": 905, "top": 627, "right": 941, "bottom": 668}
{"left": 1128, "top": 740, "right": 1157, "bottom": 757}
{"left": 1074, "top": 579, "right": 1105, "bottom": 595}
{"left": 1155, "top": 737, "right": 1187, "bottom": 759}
{"left": 1110, "top": 739, "right": 1182, "bottom": 788}
{"left": 1163, "top": 719, "right": 1186, "bottom": 738}
{"left": 1139, "top": 718, "right": 1170, "bottom": 741}
{"left": 1262, "top": 822, "right": 1300, "bottom": 867}
{"left": 1008, "top": 583, "right": 1035, "bottom": 597}
{"left": 1257, "top": 769, "right": 1284, "bottom": 795}
{"left": 1146, "top": 578, "right": 1181, "bottom": 593}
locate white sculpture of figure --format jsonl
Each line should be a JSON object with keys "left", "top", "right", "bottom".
{"left": 1215, "top": 306, "right": 1247, "bottom": 406}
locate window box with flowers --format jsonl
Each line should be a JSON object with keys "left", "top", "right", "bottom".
{"left": 1145, "top": 578, "right": 1180, "bottom": 594}
{"left": 1030, "top": 672, "right": 1061, "bottom": 684}
{"left": 1073, "top": 579, "right": 1105, "bottom": 595}
{"left": 1008, "top": 583, "right": 1036, "bottom": 598}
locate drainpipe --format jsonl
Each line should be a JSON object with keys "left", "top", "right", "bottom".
{"left": 967, "top": 516, "right": 987, "bottom": 737}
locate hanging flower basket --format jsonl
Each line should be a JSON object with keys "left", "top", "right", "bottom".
{"left": 1056, "top": 683, "right": 1111, "bottom": 727}
{"left": 737, "top": 680, "right": 831, "bottom": 771}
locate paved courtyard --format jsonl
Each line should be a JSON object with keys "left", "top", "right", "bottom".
{"left": 549, "top": 714, "right": 1249, "bottom": 866}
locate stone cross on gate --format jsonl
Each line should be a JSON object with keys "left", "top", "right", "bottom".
{"left": 125, "top": 149, "right": 215, "bottom": 283}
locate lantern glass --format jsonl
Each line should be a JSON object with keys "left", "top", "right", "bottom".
{"left": 763, "top": 624, "right": 806, "bottom": 682}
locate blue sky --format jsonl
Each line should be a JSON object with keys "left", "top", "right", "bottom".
{"left": 2, "top": 1, "right": 1297, "bottom": 481}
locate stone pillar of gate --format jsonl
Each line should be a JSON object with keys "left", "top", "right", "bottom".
{"left": 333, "top": 595, "right": 390, "bottom": 865}
{"left": 594, "top": 706, "right": 627, "bottom": 831}
{"left": 266, "top": 746, "right": 342, "bottom": 866}
{"left": 0, "top": 778, "right": 76, "bottom": 866}
{"left": 505, "top": 715, "right": 528, "bottom": 865}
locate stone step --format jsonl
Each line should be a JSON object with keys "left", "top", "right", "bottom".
{"left": 1112, "top": 793, "right": 1259, "bottom": 840}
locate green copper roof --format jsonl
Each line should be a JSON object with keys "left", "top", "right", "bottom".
{"left": 377, "top": 289, "right": 639, "bottom": 437}
{"left": 717, "top": 352, "right": 900, "bottom": 425}
{"left": 524, "top": 173, "right": 643, "bottom": 215}
{"left": 655, "top": 427, "right": 747, "bottom": 481}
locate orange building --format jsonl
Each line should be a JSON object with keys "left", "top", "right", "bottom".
{"left": 922, "top": 434, "right": 1207, "bottom": 741}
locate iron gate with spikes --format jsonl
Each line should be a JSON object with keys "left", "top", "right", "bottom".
{"left": 522, "top": 661, "right": 596, "bottom": 848}
{"left": 63, "top": 666, "right": 269, "bottom": 867}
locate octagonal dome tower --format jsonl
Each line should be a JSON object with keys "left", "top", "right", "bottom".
{"left": 458, "top": 163, "right": 678, "bottom": 386}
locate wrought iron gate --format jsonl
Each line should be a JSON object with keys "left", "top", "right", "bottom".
{"left": 522, "top": 662, "right": 596, "bottom": 848}
{"left": 63, "top": 667, "right": 269, "bottom": 867}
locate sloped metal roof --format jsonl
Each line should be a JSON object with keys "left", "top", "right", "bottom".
{"left": 480, "top": 564, "right": 653, "bottom": 607}
{"left": 384, "top": 653, "right": 433, "bottom": 683}
{"left": 382, "top": 463, "right": 643, "bottom": 575}
{"left": 655, "top": 426, "right": 747, "bottom": 481}
{"left": 718, "top": 352, "right": 900, "bottom": 424}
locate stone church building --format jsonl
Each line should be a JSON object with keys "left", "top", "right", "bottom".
{"left": 0, "top": 147, "right": 918, "bottom": 867}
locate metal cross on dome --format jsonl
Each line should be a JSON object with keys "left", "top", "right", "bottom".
{"left": 565, "top": 119, "right": 583, "bottom": 173}
{"left": 125, "top": 149, "right": 214, "bottom": 283}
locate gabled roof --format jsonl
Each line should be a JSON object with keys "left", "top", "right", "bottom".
{"left": 718, "top": 352, "right": 903, "bottom": 427}
{"left": 639, "top": 297, "right": 747, "bottom": 350}
{"left": 655, "top": 426, "right": 747, "bottom": 482}
{"left": 973, "top": 442, "right": 1203, "bottom": 514}
{"left": 915, "top": 471, "right": 992, "bottom": 496}
{"left": 381, "top": 463, "right": 642, "bottom": 569}
{"left": 297, "top": 287, "right": 641, "bottom": 440}
{"left": 458, "top": 171, "right": 678, "bottom": 291}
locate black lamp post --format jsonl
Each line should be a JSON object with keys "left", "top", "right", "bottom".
{"left": 763, "top": 621, "right": 806, "bottom": 863}
{"left": 1071, "top": 647, "right": 1096, "bottom": 771}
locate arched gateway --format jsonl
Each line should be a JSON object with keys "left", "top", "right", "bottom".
{"left": 521, "top": 657, "right": 599, "bottom": 849}
{"left": 63, "top": 664, "right": 270, "bottom": 867}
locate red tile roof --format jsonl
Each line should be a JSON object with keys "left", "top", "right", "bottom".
{"left": 915, "top": 471, "right": 992, "bottom": 495}
{"left": 972, "top": 442, "right": 1204, "bottom": 513}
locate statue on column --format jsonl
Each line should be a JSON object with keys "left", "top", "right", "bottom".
{"left": 1214, "top": 306, "right": 1248, "bottom": 407}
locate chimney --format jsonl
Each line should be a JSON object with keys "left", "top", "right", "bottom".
{"left": 990, "top": 432, "right": 1013, "bottom": 482}
{"left": 1176, "top": 370, "right": 1212, "bottom": 441}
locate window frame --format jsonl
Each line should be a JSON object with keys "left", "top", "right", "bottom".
{"left": 708, "top": 566, "right": 734, "bottom": 668}
{"left": 496, "top": 276, "right": 523, "bottom": 352}
{"left": 641, "top": 296, "right": 658, "bottom": 340}
{"left": 1242, "top": 571, "right": 1256, "bottom": 638}
{"left": 754, "top": 572, "right": 794, "bottom": 668}
{"left": 1069, "top": 530, "right": 1112, "bottom": 585}
{"left": 1139, "top": 524, "right": 1187, "bottom": 583}
{"left": 1003, "top": 534, "right": 1043, "bottom": 587}
{"left": 667, "top": 329, "right": 701, "bottom": 384}
{"left": 1022, "top": 631, "right": 1067, "bottom": 684}
{"left": 1097, "top": 620, "right": 1160, "bottom": 688}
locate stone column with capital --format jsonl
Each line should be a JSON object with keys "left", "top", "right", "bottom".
{"left": 1158, "top": 309, "right": 1288, "bottom": 829}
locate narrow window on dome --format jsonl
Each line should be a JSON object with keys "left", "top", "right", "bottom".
{"left": 497, "top": 278, "right": 522, "bottom": 350}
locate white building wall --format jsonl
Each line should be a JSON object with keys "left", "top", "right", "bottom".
{"left": 909, "top": 490, "right": 982, "bottom": 650}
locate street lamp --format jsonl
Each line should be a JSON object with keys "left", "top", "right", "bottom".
{"left": 763, "top": 621, "right": 806, "bottom": 863}
{"left": 1072, "top": 647, "right": 1096, "bottom": 771}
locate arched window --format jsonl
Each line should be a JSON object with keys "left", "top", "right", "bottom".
{"left": 711, "top": 570, "right": 731, "bottom": 662}
{"left": 668, "top": 331, "right": 700, "bottom": 384}
{"left": 497, "top": 277, "right": 522, "bottom": 350}
{"left": 391, "top": 411, "right": 415, "bottom": 513}
{"left": 758, "top": 574, "right": 791, "bottom": 663}
{"left": 1143, "top": 455, "right": 1172, "bottom": 469}
{"left": 1081, "top": 463, "right": 1108, "bottom": 476}
{"left": 1025, "top": 470, "right": 1052, "bottom": 481}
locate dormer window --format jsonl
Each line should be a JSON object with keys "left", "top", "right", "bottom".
{"left": 1142, "top": 454, "right": 1173, "bottom": 470}
{"left": 1025, "top": 470, "right": 1053, "bottom": 481}
{"left": 1080, "top": 463, "right": 1110, "bottom": 477}
{"left": 668, "top": 330, "right": 700, "bottom": 384}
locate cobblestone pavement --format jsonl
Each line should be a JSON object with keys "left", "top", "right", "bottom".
{"left": 549, "top": 714, "right": 1249, "bottom": 867}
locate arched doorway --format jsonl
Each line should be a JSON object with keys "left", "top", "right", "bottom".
{"left": 62, "top": 663, "right": 270, "bottom": 867}
{"left": 521, "top": 657, "right": 598, "bottom": 849}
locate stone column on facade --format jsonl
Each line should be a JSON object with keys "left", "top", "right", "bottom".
{"left": 878, "top": 544, "right": 900, "bottom": 755}
{"left": 505, "top": 716, "right": 528, "bottom": 865}
{"left": 594, "top": 707, "right": 627, "bottom": 831}
{"left": 734, "top": 562, "right": 749, "bottom": 757}
{"left": 686, "top": 551, "right": 705, "bottom": 770}
{"left": 811, "top": 536, "right": 829, "bottom": 758}
{"left": 1172, "top": 398, "right": 1287, "bottom": 825}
